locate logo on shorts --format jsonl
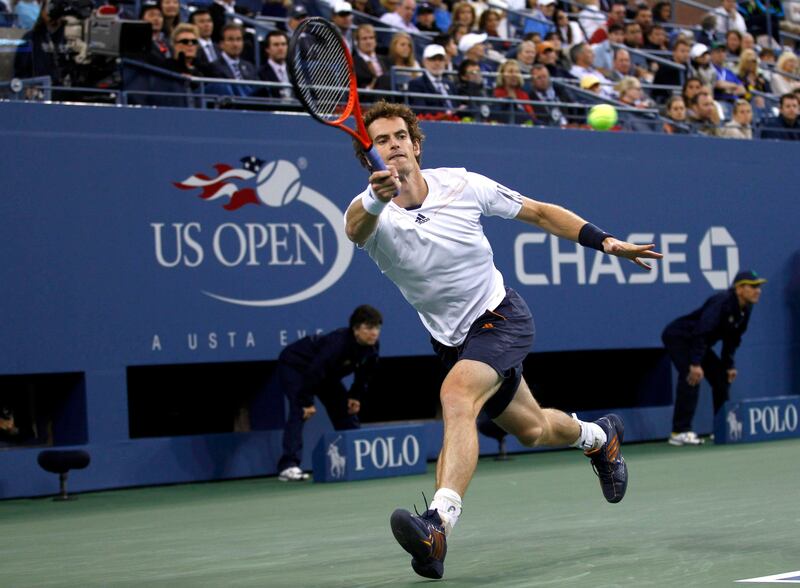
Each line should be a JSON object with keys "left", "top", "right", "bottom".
{"left": 482, "top": 323, "right": 494, "bottom": 329}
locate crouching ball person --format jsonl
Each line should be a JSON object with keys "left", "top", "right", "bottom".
{"left": 344, "top": 101, "right": 663, "bottom": 579}
{"left": 663, "top": 270, "right": 766, "bottom": 446}
{"left": 275, "top": 305, "right": 382, "bottom": 481}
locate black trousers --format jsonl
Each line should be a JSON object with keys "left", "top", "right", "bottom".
{"left": 663, "top": 335, "right": 731, "bottom": 433}
{"left": 276, "top": 363, "right": 359, "bottom": 472}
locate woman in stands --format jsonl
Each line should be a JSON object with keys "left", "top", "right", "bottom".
{"left": 493, "top": 59, "right": 536, "bottom": 124}
{"left": 661, "top": 95, "right": 691, "bottom": 134}
{"left": 771, "top": 51, "right": 800, "bottom": 96}
{"left": 652, "top": 1, "right": 671, "bottom": 23}
{"left": 159, "top": 0, "right": 182, "bottom": 37}
{"left": 737, "top": 48, "right": 770, "bottom": 110}
{"left": 451, "top": 1, "right": 477, "bottom": 32}
{"left": 554, "top": 8, "right": 584, "bottom": 48}
{"left": 616, "top": 76, "right": 654, "bottom": 109}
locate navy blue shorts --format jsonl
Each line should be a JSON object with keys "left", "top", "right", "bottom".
{"left": 431, "top": 288, "right": 535, "bottom": 419}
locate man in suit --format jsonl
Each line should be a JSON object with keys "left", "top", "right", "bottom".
{"left": 211, "top": 23, "right": 259, "bottom": 95}
{"left": 209, "top": 0, "right": 250, "bottom": 43}
{"left": 258, "top": 30, "right": 292, "bottom": 100}
{"left": 529, "top": 64, "right": 570, "bottom": 126}
{"left": 353, "top": 24, "right": 390, "bottom": 89}
{"left": 408, "top": 43, "right": 455, "bottom": 114}
{"left": 189, "top": 9, "right": 218, "bottom": 75}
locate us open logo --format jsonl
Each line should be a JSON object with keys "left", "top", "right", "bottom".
{"left": 153, "top": 157, "right": 353, "bottom": 306}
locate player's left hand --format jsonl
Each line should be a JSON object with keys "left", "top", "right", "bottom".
{"left": 727, "top": 368, "right": 737, "bottom": 384}
{"left": 347, "top": 398, "right": 361, "bottom": 415}
{"left": 602, "top": 238, "right": 663, "bottom": 270}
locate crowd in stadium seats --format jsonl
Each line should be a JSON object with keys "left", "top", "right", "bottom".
{"left": 6, "top": 0, "right": 800, "bottom": 138}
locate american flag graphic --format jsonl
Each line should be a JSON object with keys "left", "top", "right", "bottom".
{"left": 173, "top": 156, "right": 265, "bottom": 211}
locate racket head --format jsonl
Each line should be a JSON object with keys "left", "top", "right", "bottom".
{"left": 287, "top": 18, "right": 369, "bottom": 147}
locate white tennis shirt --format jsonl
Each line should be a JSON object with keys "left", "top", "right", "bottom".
{"left": 350, "top": 167, "right": 524, "bottom": 346}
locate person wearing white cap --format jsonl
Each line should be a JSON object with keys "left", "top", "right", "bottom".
{"left": 688, "top": 43, "right": 718, "bottom": 89}
{"left": 458, "top": 32, "right": 496, "bottom": 77}
{"left": 408, "top": 43, "right": 456, "bottom": 113}
{"left": 331, "top": 0, "right": 355, "bottom": 50}
{"left": 380, "top": 0, "right": 420, "bottom": 33}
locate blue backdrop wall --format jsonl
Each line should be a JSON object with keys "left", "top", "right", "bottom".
{"left": 1, "top": 102, "right": 797, "bottom": 498}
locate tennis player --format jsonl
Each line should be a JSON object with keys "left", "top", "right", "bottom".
{"left": 344, "top": 101, "right": 662, "bottom": 580}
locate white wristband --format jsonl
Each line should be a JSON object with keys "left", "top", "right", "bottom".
{"left": 361, "top": 188, "right": 388, "bottom": 216}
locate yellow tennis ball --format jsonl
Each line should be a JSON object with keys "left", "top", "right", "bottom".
{"left": 588, "top": 104, "right": 618, "bottom": 131}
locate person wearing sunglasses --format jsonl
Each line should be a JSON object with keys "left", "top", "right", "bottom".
{"left": 170, "top": 23, "right": 209, "bottom": 75}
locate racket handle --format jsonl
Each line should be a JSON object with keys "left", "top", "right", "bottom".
{"left": 364, "top": 146, "right": 387, "bottom": 172}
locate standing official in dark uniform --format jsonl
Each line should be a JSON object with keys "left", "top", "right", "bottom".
{"left": 276, "top": 305, "right": 382, "bottom": 481}
{"left": 662, "top": 270, "right": 766, "bottom": 446}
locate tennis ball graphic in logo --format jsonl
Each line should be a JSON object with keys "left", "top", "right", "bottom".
{"left": 256, "top": 160, "right": 303, "bottom": 207}
{"left": 587, "top": 104, "right": 618, "bottom": 131}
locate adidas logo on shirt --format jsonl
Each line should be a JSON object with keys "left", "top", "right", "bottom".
{"left": 415, "top": 213, "right": 430, "bottom": 224}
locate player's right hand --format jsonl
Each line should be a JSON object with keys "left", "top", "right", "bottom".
{"left": 302, "top": 405, "right": 317, "bottom": 420}
{"left": 686, "top": 365, "right": 704, "bottom": 386}
{"left": 368, "top": 165, "right": 400, "bottom": 201}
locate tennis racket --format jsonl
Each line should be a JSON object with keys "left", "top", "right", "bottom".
{"left": 287, "top": 17, "right": 387, "bottom": 172}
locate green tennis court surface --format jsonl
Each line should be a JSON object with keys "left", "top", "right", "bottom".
{"left": 2, "top": 439, "right": 798, "bottom": 587}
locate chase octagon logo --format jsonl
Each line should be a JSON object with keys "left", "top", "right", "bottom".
{"left": 152, "top": 157, "right": 354, "bottom": 307}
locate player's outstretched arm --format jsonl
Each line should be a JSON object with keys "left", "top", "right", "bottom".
{"left": 345, "top": 169, "right": 400, "bottom": 246}
{"left": 514, "top": 196, "right": 662, "bottom": 270}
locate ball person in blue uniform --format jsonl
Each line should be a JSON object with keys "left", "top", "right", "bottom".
{"left": 663, "top": 270, "right": 766, "bottom": 446}
{"left": 276, "top": 305, "right": 382, "bottom": 481}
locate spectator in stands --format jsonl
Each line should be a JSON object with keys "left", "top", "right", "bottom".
{"left": 351, "top": 0, "right": 378, "bottom": 17}
{"left": 159, "top": 0, "right": 181, "bottom": 37}
{"left": 681, "top": 76, "right": 703, "bottom": 105}
{"left": 13, "top": 0, "right": 71, "bottom": 86}
{"left": 258, "top": 30, "right": 292, "bottom": 99}
{"left": 623, "top": 22, "right": 647, "bottom": 69}
{"left": 408, "top": 44, "right": 455, "bottom": 114}
{"left": 189, "top": 9, "right": 218, "bottom": 72}
{"left": 14, "top": 0, "right": 40, "bottom": 30}
{"left": 169, "top": 23, "right": 206, "bottom": 75}
{"left": 738, "top": 0, "right": 793, "bottom": 43}
{"left": 454, "top": 58, "right": 492, "bottom": 121}
{"left": 594, "top": 24, "right": 624, "bottom": 77}
{"left": 737, "top": 48, "right": 770, "bottom": 109}
{"left": 261, "top": 0, "right": 288, "bottom": 18}
{"left": 579, "top": 73, "right": 603, "bottom": 95}
{"left": 209, "top": 0, "right": 250, "bottom": 44}
{"left": 537, "top": 39, "right": 572, "bottom": 79}
{"left": 434, "top": 32, "right": 458, "bottom": 69}
{"left": 663, "top": 270, "right": 765, "bottom": 447}
{"left": 695, "top": 15, "right": 719, "bottom": 48}
{"left": 516, "top": 40, "right": 537, "bottom": 78}
{"left": 712, "top": 0, "right": 746, "bottom": 35}
{"left": 354, "top": 24, "right": 389, "bottom": 89}
{"left": 570, "top": 43, "right": 613, "bottom": 96}
{"left": 661, "top": 95, "right": 691, "bottom": 133}
{"left": 689, "top": 43, "right": 717, "bottom": 88}
{"left": 451, "top": 1, "right": 477, "bottom": 32}
{"left": 416, "top": 2, "right": 441, "bottom": 32}
{"left": 724, "top": 30, "right": 742, "bottom": 63}
{"left": 284, "top": 4, "right": 309, "bottom": 36}
{"left": 644, "top": 24, "right": 668, "bottom": 51}
{"left": 459, "top": 32, "right": 495, "bottom": 77}
{"left": 211, "top": 23, "right": 258, "bottom": 93}
{"left": 331, "top": 1, "right": 355, "bottom": 50}
{"left": 687, "top": 90, "right": 721, "bottom": 135}
{"left": 771, "top": 52, "right": 800, "bottom": 96}
{"left": 615, "top": 75, "right": 653, "bottom": 107}
{"left": 609, "top": 47, "right": 636, "bottom": 82}
{"left": 652, "top": 40, "right": 689, "bottom": 103}
{"left": 634, "top": 5, "right": 653, "bottom": 36}
{"left": 760, "top": 92, "right": 800, "bottom": 139}
{"left": 493, "top": 59, "right": 536, "bottom": 123}
{"left": 141, "top": 1, "right": 172, "bottom": 68}
{"left": 719, "top": 98, "right": 753, "bottom": 138}
{"left": 740, "top": 32, "right": 756, "bottom": 53}
{"left": 652, "top": 1, "right": 671, "bottom": 23}
{"left": 577, "top": 0, "right": 604, "bottom": 42}
{"left": 381, "top": 0, "right": 420, "bottom": 33}
{"left": 553, "top": 7, "right": 585, "bottom": 48}
{"left": 274, "top": 305, "right": 382, "bottom": 482}
{"left": 710, "top": 42, "right": 746, "bottom": 110}
{"left": 480, "top": 9, "right": 509, "bottom": 53}
{"left": 588, "top": 1, "right": 626, "bottom": 44}
{"left": 388, "top": 31, "right": 420, "bottom": 78}
{"left": 529, "top": 63, "right": 569, "bottom": 125}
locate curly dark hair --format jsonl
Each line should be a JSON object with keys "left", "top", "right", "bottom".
{"left": 353, "top": 101, "right": 425, "bottom": 169}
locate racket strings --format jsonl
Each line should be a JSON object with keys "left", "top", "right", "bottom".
{"left": 293, "top": 22, "right": 352, "bottom": 120}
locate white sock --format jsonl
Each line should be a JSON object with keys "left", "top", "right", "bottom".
{"left": 429, "top": 488, "right": 462, "bottom": 536}
{"left": 570, "top": 413, "right": 607, "bottom": 452}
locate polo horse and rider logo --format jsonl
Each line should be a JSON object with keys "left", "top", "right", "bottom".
{"left": 727, "top": 409, "right": 743, "bottom": 441}
{"left": 328, "top": 435, "right": 346, "bottom": 479}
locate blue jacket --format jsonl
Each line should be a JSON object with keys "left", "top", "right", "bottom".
{"left": 279, "top": 328, "right": 379, "bottom": 406}
{"left": 662, "top": 289, "right": 751, "bottom": 368}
